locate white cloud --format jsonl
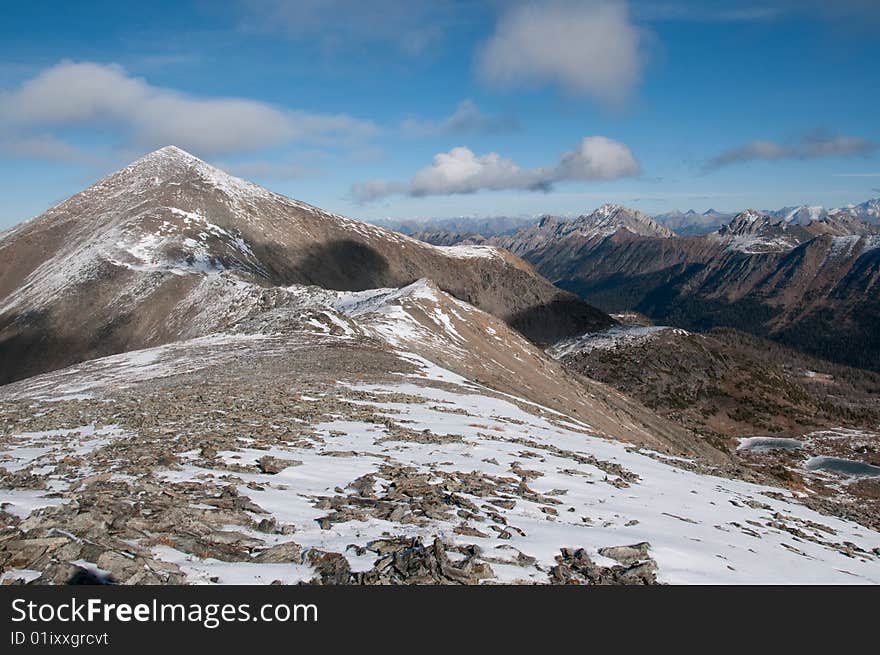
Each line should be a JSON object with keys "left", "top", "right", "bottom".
{"left": 401, "top": 99, "right": 518, "bottom": 136}
{"left": 706, "top": 131, "right": 877, "bottom": 170}
{"left": 477, "top": 1, "right": 647, "bottom": 105}
{"left": 0, "top": 61, "right": 378, "bottom": 157}
{"left": 410, "top": 148, "right": 541, "bottom": 196}
{"left": 556, "top": 135, "right": 645, "bottom": 180}
{"left": 352, "top": 136, "right": 639, "bottom": 201}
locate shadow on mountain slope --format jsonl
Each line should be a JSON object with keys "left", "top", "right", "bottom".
{"left": 291, "top": 239, "right": 395, "bottom": 291}
{"left": 0, "top": 311, "right": 91, "bottom": 386}
{"left": 508, "top": 295, "right": 614, "bottom": 347}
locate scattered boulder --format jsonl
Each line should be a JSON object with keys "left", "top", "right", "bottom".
{"left": 358, "top": 537, "right": 495, "bottom": 585}
{"left": 598, "top": 542, "right": 651, "bottom": 565}
{"left": 258, "top": 456, "right": 301, "bottom": 474}
{"left": 254, "top": 541, "right": 302, "bottom": 563}
{"left": 550, "top": 546, "right": 658, "bottom": 585}
{"left": 305, "top": 550, "right": 352, "bottom": 585}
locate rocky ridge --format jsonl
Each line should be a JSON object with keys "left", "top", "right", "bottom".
{"left": 459, "top": 203, "right": 880, "bottom": 371}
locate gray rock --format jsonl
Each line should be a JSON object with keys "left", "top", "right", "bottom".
{"left": 258, "top": 456, "right": 301, "bottom": 474}
{"left": 598, "top": 542, "right": 651, "bottom": 565}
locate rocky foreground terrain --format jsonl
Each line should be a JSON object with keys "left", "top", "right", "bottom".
{"left": 1, "top": 149, "right": 879, "bottom": 585}
{"left": 2, "top": 319, "right": 879, "bottom": 585}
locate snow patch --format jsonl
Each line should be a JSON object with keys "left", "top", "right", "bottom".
{"left": 548, "top": 325, "right": 686, "bottom": 359}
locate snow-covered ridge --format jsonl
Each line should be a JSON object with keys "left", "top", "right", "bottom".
{"left": 330, "top": 279, "right": 475, "bottom": 352}
{"left": 331, "top": 278, "right": 437, "bottom": 316}
{"left": 862, "top": 234, "right": 880, "bottom": 254}
{"left": 434, "top": 243, "right": 504, "bottom": 259}
{"left": 0, "top": 147, "right": 530, "bottom": 317}
{"left": 828, "top": 234, "right": 862, "bottom": 258}
{"left": 547, "top": 325, "right": 687, "bottom": 359}
{"left": 721, "top": 233, "right": 802, "bottom": 254}
{"left": 713, "top": 210, "right": 804, "bottom": 254}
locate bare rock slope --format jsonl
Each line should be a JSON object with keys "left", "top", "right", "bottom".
{"left": 0, "top": 146, "right": 609, "bottom": 384}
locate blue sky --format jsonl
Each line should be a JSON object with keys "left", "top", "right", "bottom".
{"left": 1, "top": 0, "right": 879, "bottom": 229}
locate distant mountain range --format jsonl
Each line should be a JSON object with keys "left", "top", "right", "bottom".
{"left": 651, "top": 208, "right": 733, "bottom": 236}
{"left": 413, "top": 203, "right": 880, "bottom": 371}
{"left": 653, "top": 198, "right": 880, "bottom": 235}
{"left": 387, "top": 198, "right": 880, "bottom": 241}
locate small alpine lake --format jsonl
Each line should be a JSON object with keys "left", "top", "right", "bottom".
{"left": 803, "top": 456, "right": 880, "bottom": 478}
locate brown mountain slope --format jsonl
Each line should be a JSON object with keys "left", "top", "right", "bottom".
{"left": 340, "top": 278, "right": 719, "bottom": 460}
{"left": 0, "top": 146, "right": 610, "bottom": 384}
{"left": 553, "top": 324, "right": 880, "bottom": 448}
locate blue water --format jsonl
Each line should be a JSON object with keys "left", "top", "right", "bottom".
{"left": 804, "top": 456, "right": 880, "bottom": 478}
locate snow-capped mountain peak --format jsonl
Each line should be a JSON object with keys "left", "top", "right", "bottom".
{"left": 139, "top": 144, "right": 200, "bottom": 163}
{"left": 715, "top": 209, "right": 811, "bottom": 253}
{"left": 99, "top": 145, "right": 280, "bottom": 213}
{"left": 595, "top": 202, "right": 624, "bottom": 218}
{"left": 573, "top": 204, "right": 675, "bottom": 239}
{"left": 731, "top": 209, "right": 766, "bottom": 227}
{"left": 831, "top": 197, "right": 880, "bottom": 225}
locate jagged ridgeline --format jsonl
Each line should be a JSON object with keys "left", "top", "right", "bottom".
{"left": 448, "top": 204, "right": 880, "bottom": 372}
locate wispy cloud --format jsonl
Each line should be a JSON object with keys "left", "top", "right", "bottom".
{"left": 401, "top": 100, "right": 518, "bottom": 136}
{"left": 833, "top": 172, "right": 880, "bottom": 177}
{"left": 0, "top": 60, "right": 378, "bottom": 158}
{"left": 352, "top": 136, "right": 640, "bottom": 201}
{"left": 477, "top": 1, "right": 649, "bottom": 106}
{"left": 237, "top": 0, "right": 457, "bottom": 56}
{"left": 634, "top": 0, "right": 880, "bottom": 24}
{"left": 635, "top": 1, "right": 786, "bottom": 22}
{"left": 704, "top": 131, "right": 877, "bottom": 171}
{"left": 0, "top": 134, "right": 92, "bottom": 163}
